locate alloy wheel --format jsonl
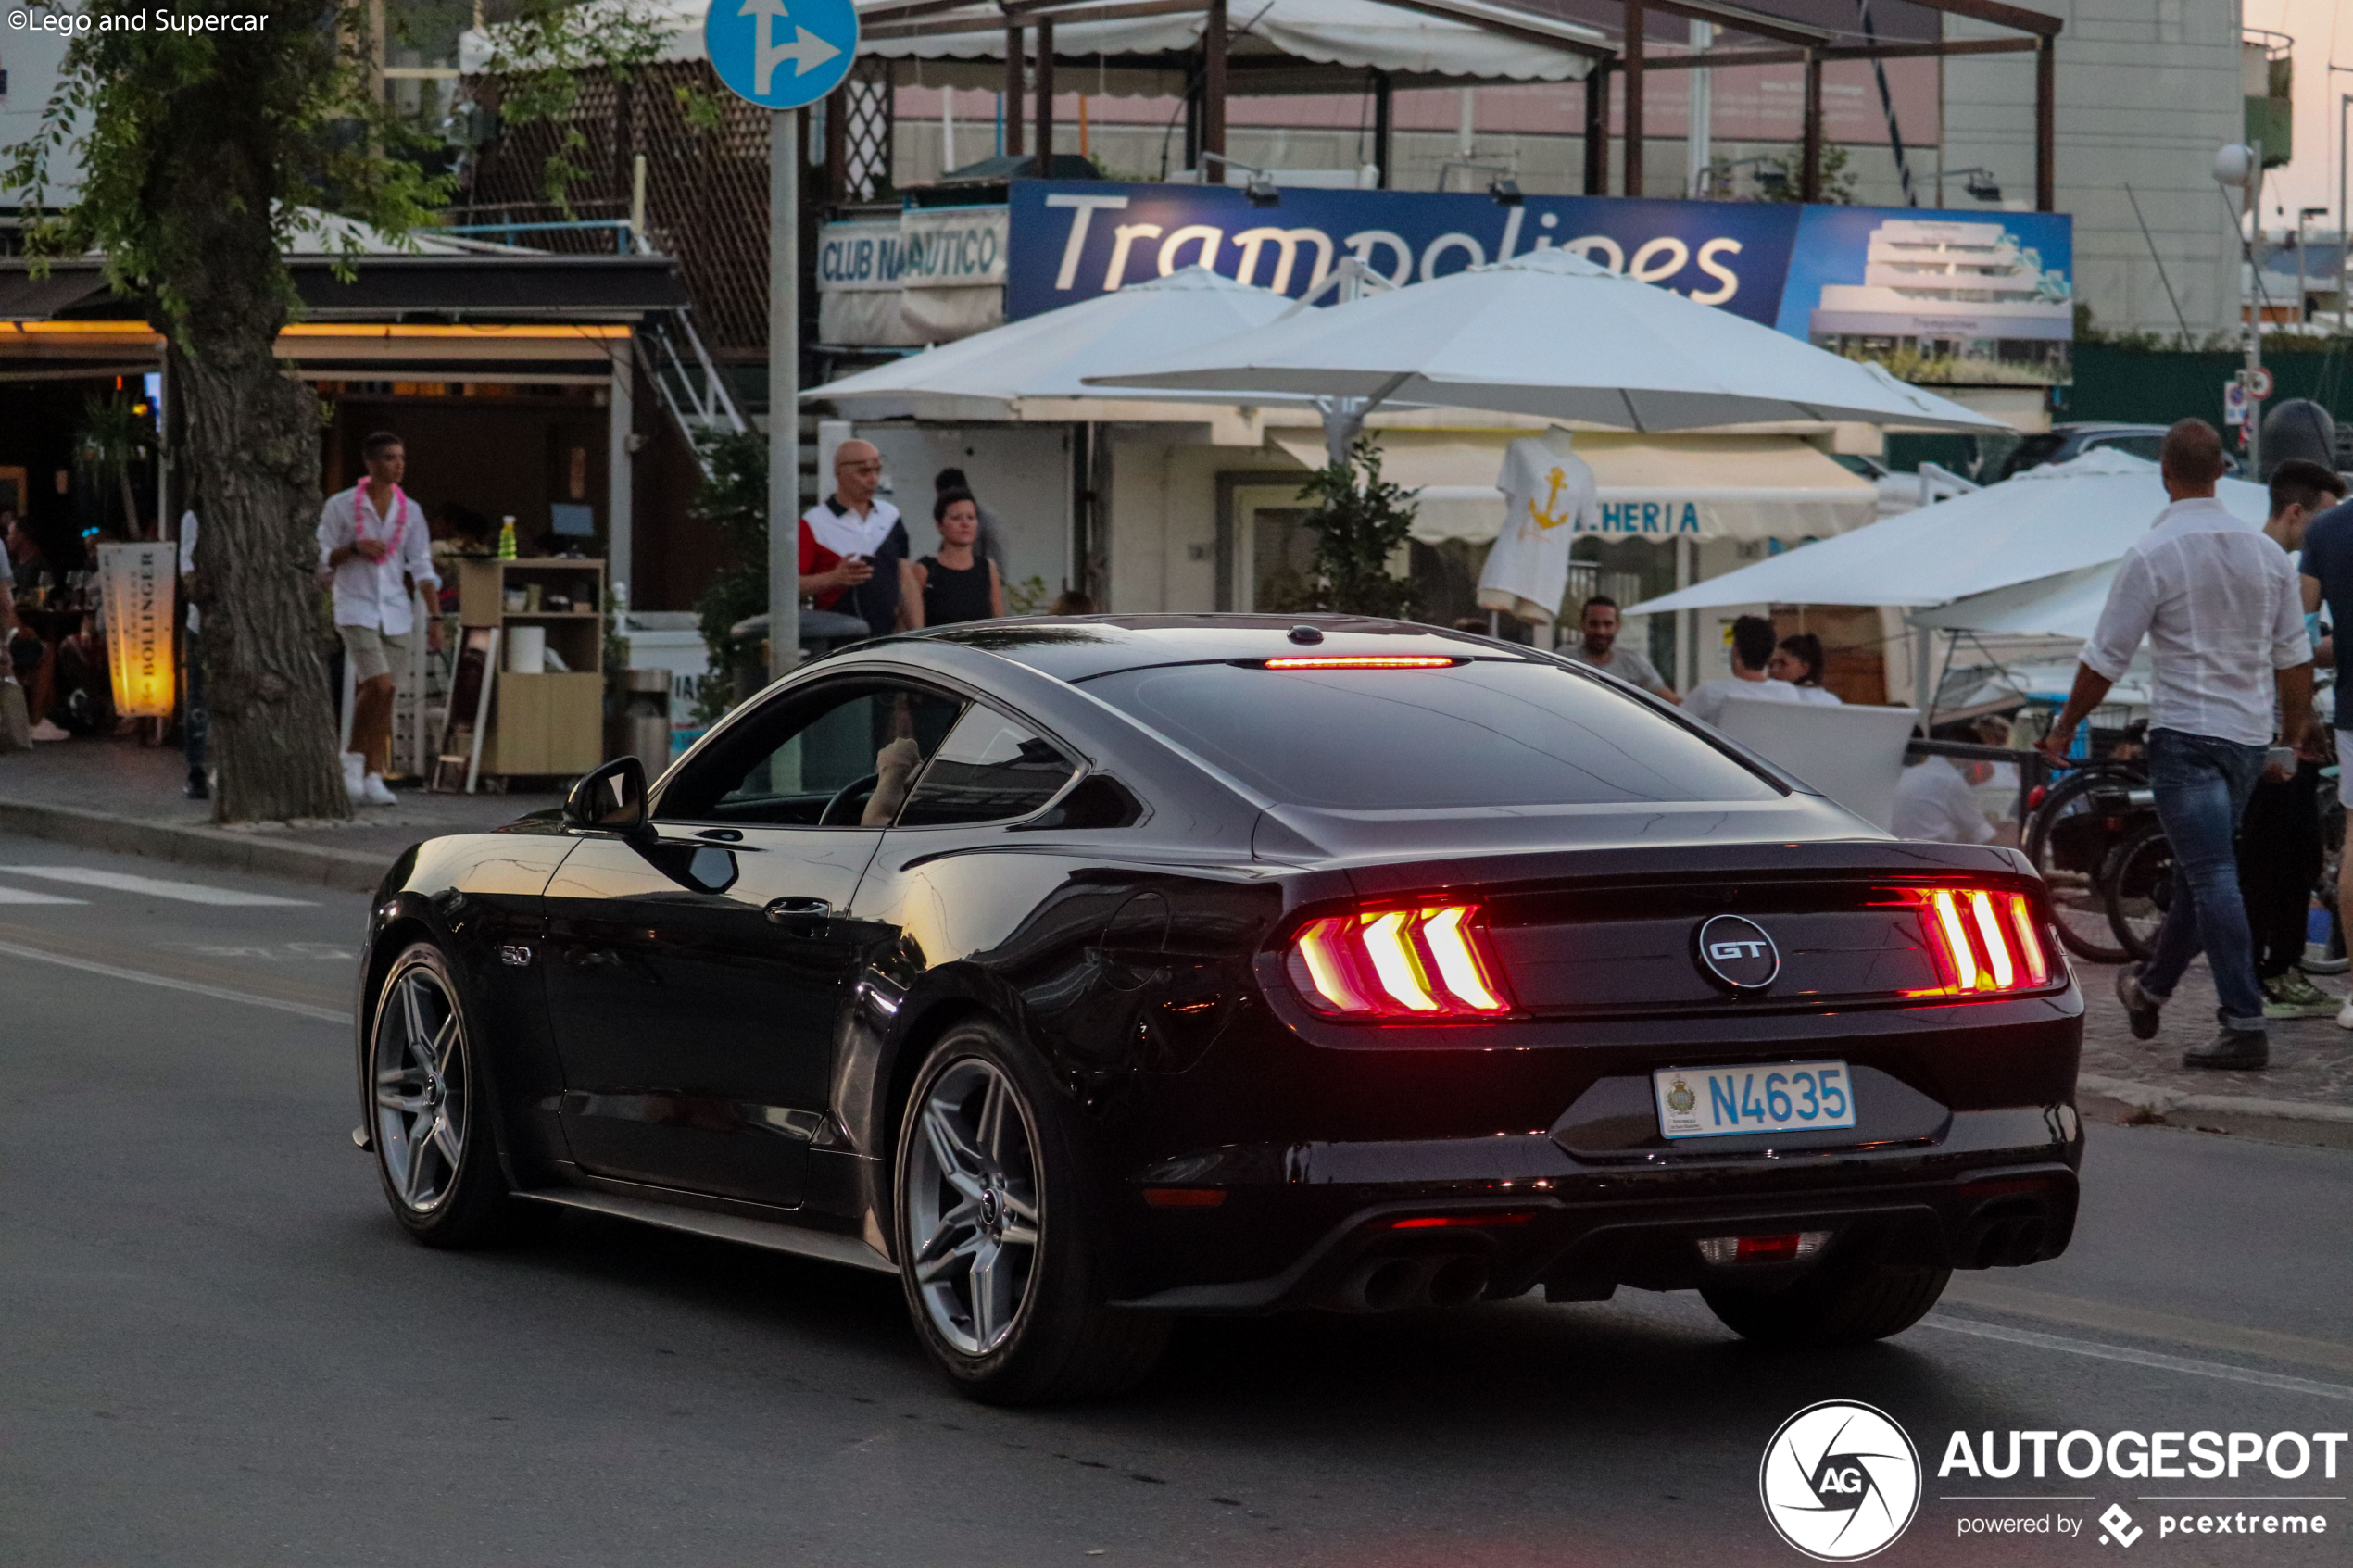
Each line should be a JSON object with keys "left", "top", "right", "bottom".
{"left": 372, "top": 962, "right": 470, "bottom": 1214}
{"left": 904, "top": 1057, "right": 1041, "bottom": 1356}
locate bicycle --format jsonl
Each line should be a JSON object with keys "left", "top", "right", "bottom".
{"left": 2021, "top": 737, "right": 2152, "bottom": 964}
{"left": 2102, "top": 763, "right": 2347, "bottom": 964}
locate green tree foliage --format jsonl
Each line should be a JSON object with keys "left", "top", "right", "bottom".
{"left": 1295, "top": 437, "right": 1417, "bottom": 618}
{"left": 686, "top": 429, "right": 772, "bottom": 721}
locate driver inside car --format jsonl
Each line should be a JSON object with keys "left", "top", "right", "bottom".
{"left": 862, "top": 699, "right": 927, "bottom": 826}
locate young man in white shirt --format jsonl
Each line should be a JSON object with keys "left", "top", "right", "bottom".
{"left": 2042, "top": 420, "right": 2319, "bottom": 1070}
{"left": 1682, "top": 615, "right": 1803, "bottom": 726}
{"left": 317, "top": 432, "right": 442, "bottom": 805}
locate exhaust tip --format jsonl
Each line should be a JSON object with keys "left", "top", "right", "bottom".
{"left": 1427, "top": 1255, "right": 1490, "bottom": 1308}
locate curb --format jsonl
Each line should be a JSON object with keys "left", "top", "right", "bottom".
{"left": 0, "top": 797, "right": 396, "bottom": 896}
{"left": 2077, "top": 1072, "right": 2353, "bottom": 1152}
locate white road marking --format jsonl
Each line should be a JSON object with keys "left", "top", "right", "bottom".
{"left": 0, "top": 866, "right": 315, "bottom": 907}
{"left": 0, "top": 884, "right": 88, "bottom": 905}
{"left": 1921, "top": 1315, "right": 2353, "bottom": 1404}
{"left": 0, "top": 940, "right": 347, "bottom": 1023}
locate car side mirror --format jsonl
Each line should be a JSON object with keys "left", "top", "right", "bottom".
{"left": 566, "top": 756, "right": 650, "bottom": 836}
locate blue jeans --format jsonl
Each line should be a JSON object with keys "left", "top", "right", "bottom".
{"left": 2139, "top": 728, "right": 2269, "bottom": 1029}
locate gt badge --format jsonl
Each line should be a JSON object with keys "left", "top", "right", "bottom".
{"left": 1695, "top": 914, "right": 1780, "bottom": 992}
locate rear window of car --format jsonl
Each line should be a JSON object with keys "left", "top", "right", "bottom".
{"left": 1080, "top": 659, "right": 1781, "bottom": 810}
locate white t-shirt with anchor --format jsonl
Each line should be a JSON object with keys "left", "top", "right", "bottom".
{"left": 1477, "top": 429, "right": 1602, "bottom": 626}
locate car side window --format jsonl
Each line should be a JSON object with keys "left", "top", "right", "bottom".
{"left": 896, "top": 707, "right": 1078, "bottom": 828}
{"left": 657, "top": 678, "right": 966, "bottom": 827}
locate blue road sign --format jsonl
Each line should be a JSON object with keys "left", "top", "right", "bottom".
{"left": 704, "top": 0, "right": 859, "bottom": 110}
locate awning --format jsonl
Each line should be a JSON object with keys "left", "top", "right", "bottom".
{"left": 1265, "top": 429, "right": 1879, "bottom": 544}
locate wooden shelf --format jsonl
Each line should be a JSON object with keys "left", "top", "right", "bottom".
{"left": 449, "top": 557, "right": 608, "bottom": 783}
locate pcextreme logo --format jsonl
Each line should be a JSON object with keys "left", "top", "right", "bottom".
{"left": 1760, "top": 1400, "right": 1923, "bottom": 1561}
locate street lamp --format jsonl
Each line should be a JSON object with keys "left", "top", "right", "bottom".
{"left": 1435, "top": 159, "right": 1523, "bottom": 205}
{"left": 2217, "top": 143, "right": 2264, "bottom": 470}
{"left": 2331, "top": 66, "right": 2353, "bottom": 333}
{"left": 1197, "top": 150, "right": 1279, "bottom": 207}
{"left": 1931, "top": 167, "right": 2003, "bottom": 204}
{"left": 2296, "top": 206, "right": 2328, "bottom": 326}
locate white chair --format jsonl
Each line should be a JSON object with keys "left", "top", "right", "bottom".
{"left": 1713, "top": 696, "right": 1919, "bottom": 832}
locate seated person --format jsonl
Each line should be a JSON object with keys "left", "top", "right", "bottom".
{"left": 1683, "top": 615, "right": 1803, "bottom": 726}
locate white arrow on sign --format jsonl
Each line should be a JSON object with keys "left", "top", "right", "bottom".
{"left": 739, "top": 0, "right": 841, "bottom": 93}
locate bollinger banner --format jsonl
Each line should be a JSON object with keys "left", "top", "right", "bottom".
{"left": 97, "top": 542, "right": 177, "bottom": 719}
{"left": 1009, "top": 182, "right": 2074, "bottom": 386}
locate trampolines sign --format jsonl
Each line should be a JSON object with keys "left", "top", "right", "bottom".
{"left": 1007, "top": 182, "right": 2074, "bottom": 384}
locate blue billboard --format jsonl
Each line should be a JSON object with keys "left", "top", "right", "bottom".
{"left": 1007, "top": 182, "right": 2073, "bottom": 384}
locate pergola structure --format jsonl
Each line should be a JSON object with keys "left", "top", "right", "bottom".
{"left": 852, "top": 0, "right": 2063, "bottom": 209}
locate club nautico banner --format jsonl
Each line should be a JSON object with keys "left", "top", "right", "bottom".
{"left": 1007, "top": 181, "right": 2074, "bottom": 386}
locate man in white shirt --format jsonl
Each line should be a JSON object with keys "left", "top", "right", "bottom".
{"left": 2042, "top": 419, "right": 2318, "bottom": 1071}
{"left": 1892, "top": 749, "right": 2004, "bottom": 846}
{"left": 1682, "top": 615, "right": 1804, "bottom": 726}
{"left": 318, "top": 432, "right": 441, "bottom": 806}
{"left": 1561, "top": 595, "right": 1677, "bottom": 699}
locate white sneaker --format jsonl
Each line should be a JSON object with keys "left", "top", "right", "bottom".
{"left": 340, "top": 751, "right": 366, "bottom": 803}
{"left": 27, "top": 719, "right": 69, "bottom": 742}
{"left": 362, "top": 773, "right": 397, "bottom": 807}
{"left": 2336, "top": 995, "right": 2353, "bottom": 1031}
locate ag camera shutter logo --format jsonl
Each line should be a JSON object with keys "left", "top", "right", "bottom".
{"left": 1760, "top": 1400, "right": 1921, "bottom": 1561}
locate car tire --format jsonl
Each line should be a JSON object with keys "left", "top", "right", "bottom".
{"left": 1700, "top": 1259, "right": 1950, "bottom": 1348}
{"left": 893, "top": 1017, "right": 1171, "bottom": 1405}
{"left": 368, "top": 942, "right": 551, "bottom": 1250}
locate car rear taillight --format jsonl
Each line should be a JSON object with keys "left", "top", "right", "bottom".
{"left": 1283, "top": 903, "right": 1512, "bottom": 1019}
{"left": 1912, "top": 887, "right": 2053, "bottom": 996}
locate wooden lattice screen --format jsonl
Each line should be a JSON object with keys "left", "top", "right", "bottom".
{"left": 840, "top": 56, "right": 895, "bottom": 203}
{"left": 457, "top": 61, "right": 781, "bottom": 358}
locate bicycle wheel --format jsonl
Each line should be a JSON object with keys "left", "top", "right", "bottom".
{"left": 2024, "top": 769, "right": 2135, "bottom": 963}
{"left": 2102, "top": 820, "right": 2174, "bottom": 964}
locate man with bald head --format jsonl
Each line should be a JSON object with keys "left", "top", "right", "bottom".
{"left": 2043, "top": 418, "right": 2320, "bottom": 1071}
{"left": 799, "top": 438, "right": 916, "bottom": 640}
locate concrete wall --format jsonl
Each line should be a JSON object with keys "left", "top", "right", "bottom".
{"left": 1944, "top": 0, "right": 2245, "bottom": 340}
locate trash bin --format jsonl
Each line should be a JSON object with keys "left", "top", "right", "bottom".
{"left": 619, "top": 668, "right": 671, "bottom": 777}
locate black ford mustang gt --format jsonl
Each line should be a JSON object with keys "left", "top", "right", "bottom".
{"left": 354, "top": 615, "right": 2083, "bottom": 1403}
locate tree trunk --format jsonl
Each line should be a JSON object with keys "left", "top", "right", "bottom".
{"left": 174, "top": 340, "right": 348, "bottom": 823}
{"left": 150, "top": 6, "right": 351, "bottom": 823}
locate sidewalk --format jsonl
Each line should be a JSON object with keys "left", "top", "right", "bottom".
{"left": 0, "top": 734, "right": 561, "bottom": 893}
{"left": 2074, "top": 954, "right": 2353, "bottom": 1150}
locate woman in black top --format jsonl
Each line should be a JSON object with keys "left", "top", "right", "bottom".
{"left": 911, "top": 488, "right": 1004, "bottom": 627}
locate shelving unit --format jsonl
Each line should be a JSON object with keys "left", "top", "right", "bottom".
{"left": 456, "top": 558, "right": 606, "bottom": 780}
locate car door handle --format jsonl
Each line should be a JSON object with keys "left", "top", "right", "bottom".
{"left": 765, "top": 897, "right": 832, "bottom": 931}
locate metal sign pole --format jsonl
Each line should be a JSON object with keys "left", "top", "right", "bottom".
{"left": 769, "top": 107, "right": 800, "bottom": 684}
{"left": 705, "top": 0, "right": 852, "bottom": 689}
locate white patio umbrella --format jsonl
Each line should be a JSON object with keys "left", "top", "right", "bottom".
{"left": 804, "top": 268, "right": 1308, "bottom": 420}
{"left": 1908, "top": 561, "right": 2121, "bottom": 641}
{"left": 1626, "top": 448, "right": 2272, "bottom": 615}
{"left": 1086, "top": 246, "right": 2006, "bottom": 464}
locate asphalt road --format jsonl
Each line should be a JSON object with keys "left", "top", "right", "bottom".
{"left": 2, "top": 830, "right": 2347, "bottom": 1568}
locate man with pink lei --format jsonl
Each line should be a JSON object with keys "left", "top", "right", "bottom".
{"left": 317, "top": 431, "right": 441, "bottom": 806}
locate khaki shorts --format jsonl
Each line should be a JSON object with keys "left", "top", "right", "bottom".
{"left": 336, "top": 623, "right": 411, "bottom": 684}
